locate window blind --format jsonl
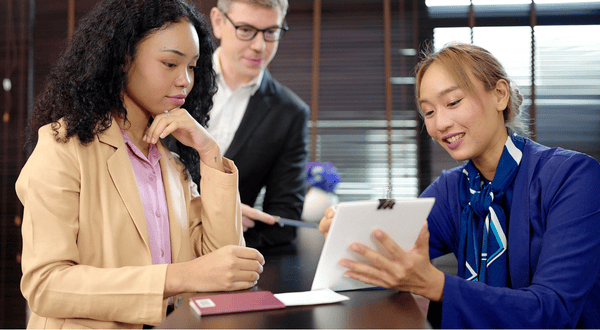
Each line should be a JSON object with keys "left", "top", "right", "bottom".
{"left": 269, "top": 2, "right": 424, "bottom": 202}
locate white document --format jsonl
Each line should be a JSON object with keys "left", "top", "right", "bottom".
{"left": 274, "top": 288, "right": 349, "bottom": 306}
{"left": 310, "top": 198, "right": 435, "bottom": 292}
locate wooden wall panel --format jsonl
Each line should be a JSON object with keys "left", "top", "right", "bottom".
{"left": 1, "top": 0, "right": 29, "bottom": 327}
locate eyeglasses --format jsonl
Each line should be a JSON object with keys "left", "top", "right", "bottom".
{"left": 221, "top": 11, "right": 288, "bottom": 42}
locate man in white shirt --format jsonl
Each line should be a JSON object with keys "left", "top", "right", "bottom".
{"left": 208, "top": 0, "right": 309, "bottom": 248}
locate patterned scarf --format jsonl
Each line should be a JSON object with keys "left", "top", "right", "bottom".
{"left": 458, "top": 132, "right": 525, "bottom": 286}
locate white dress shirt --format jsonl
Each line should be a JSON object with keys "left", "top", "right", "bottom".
{"left": 208, "top": 47, "right": 264, "bottom": 155}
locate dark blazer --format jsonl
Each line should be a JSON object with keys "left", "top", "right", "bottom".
{"left": 224, "top": 70, "right": 309, "bottom": 248}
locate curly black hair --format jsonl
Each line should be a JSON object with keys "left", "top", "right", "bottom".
{"left": 27, "top": 0, "right": 217, "bottom": 183}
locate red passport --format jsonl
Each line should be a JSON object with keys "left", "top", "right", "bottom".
{"left": 189, "top": 291, "right": 286, "bottom": 316}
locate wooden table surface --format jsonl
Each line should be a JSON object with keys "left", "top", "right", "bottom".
{"left": 156, "top": 226, "right": 430, "bottom": 328}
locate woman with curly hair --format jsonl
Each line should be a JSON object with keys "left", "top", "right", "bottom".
{"left": 319, "top": 43, "right": 600, "bottom": 328}
{"left": 16, "top": 0, "right": 264, "bottom": 328}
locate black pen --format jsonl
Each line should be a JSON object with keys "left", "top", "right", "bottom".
{"left": 273, "top": 216, "right": 318, "bottom": 229}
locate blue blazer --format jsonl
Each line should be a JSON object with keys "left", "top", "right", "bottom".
{"left": 422, "top": 138, "right": 600, "bottom": 328}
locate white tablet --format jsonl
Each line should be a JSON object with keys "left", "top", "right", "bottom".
{"left": 310, "top": 198, "right": 435, "bottom": 292}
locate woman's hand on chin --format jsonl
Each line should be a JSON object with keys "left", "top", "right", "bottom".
{"left": 144, "top": 108, "right": 224, "bottom": 171}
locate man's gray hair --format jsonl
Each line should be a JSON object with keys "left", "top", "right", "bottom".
{"left": 217, "top": 0, "right": 288, "bottom": 16}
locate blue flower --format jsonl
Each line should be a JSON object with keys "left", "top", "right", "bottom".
{"left": 306, "top": 162, "right": 341, "bottom": 193}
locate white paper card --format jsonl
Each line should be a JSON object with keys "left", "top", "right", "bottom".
{"left": 274, "top": 288, "right": 349, "bottom": 307}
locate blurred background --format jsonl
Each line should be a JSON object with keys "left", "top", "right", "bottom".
{"left": 1, "top": 0, "right": 599, "bottom": 327}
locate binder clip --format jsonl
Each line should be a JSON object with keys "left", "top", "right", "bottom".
{"left": 378, "top": 185, "right": 395, "bottom": 210}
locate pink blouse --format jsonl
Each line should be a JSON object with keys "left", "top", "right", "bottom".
{"left": 120, "top": 129, "right": 171, "bottom": 265}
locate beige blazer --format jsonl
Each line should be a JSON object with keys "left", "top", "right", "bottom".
{"left": 16, "top": 120, "right": 244, "bottom": 329}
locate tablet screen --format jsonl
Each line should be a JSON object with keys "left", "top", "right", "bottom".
{"left": 311, "top": 198, "right": 435, "bottom": 291}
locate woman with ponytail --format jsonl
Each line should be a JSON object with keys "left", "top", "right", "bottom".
{"left": 319, "top": 42, "right": 600, "bottom": 328}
